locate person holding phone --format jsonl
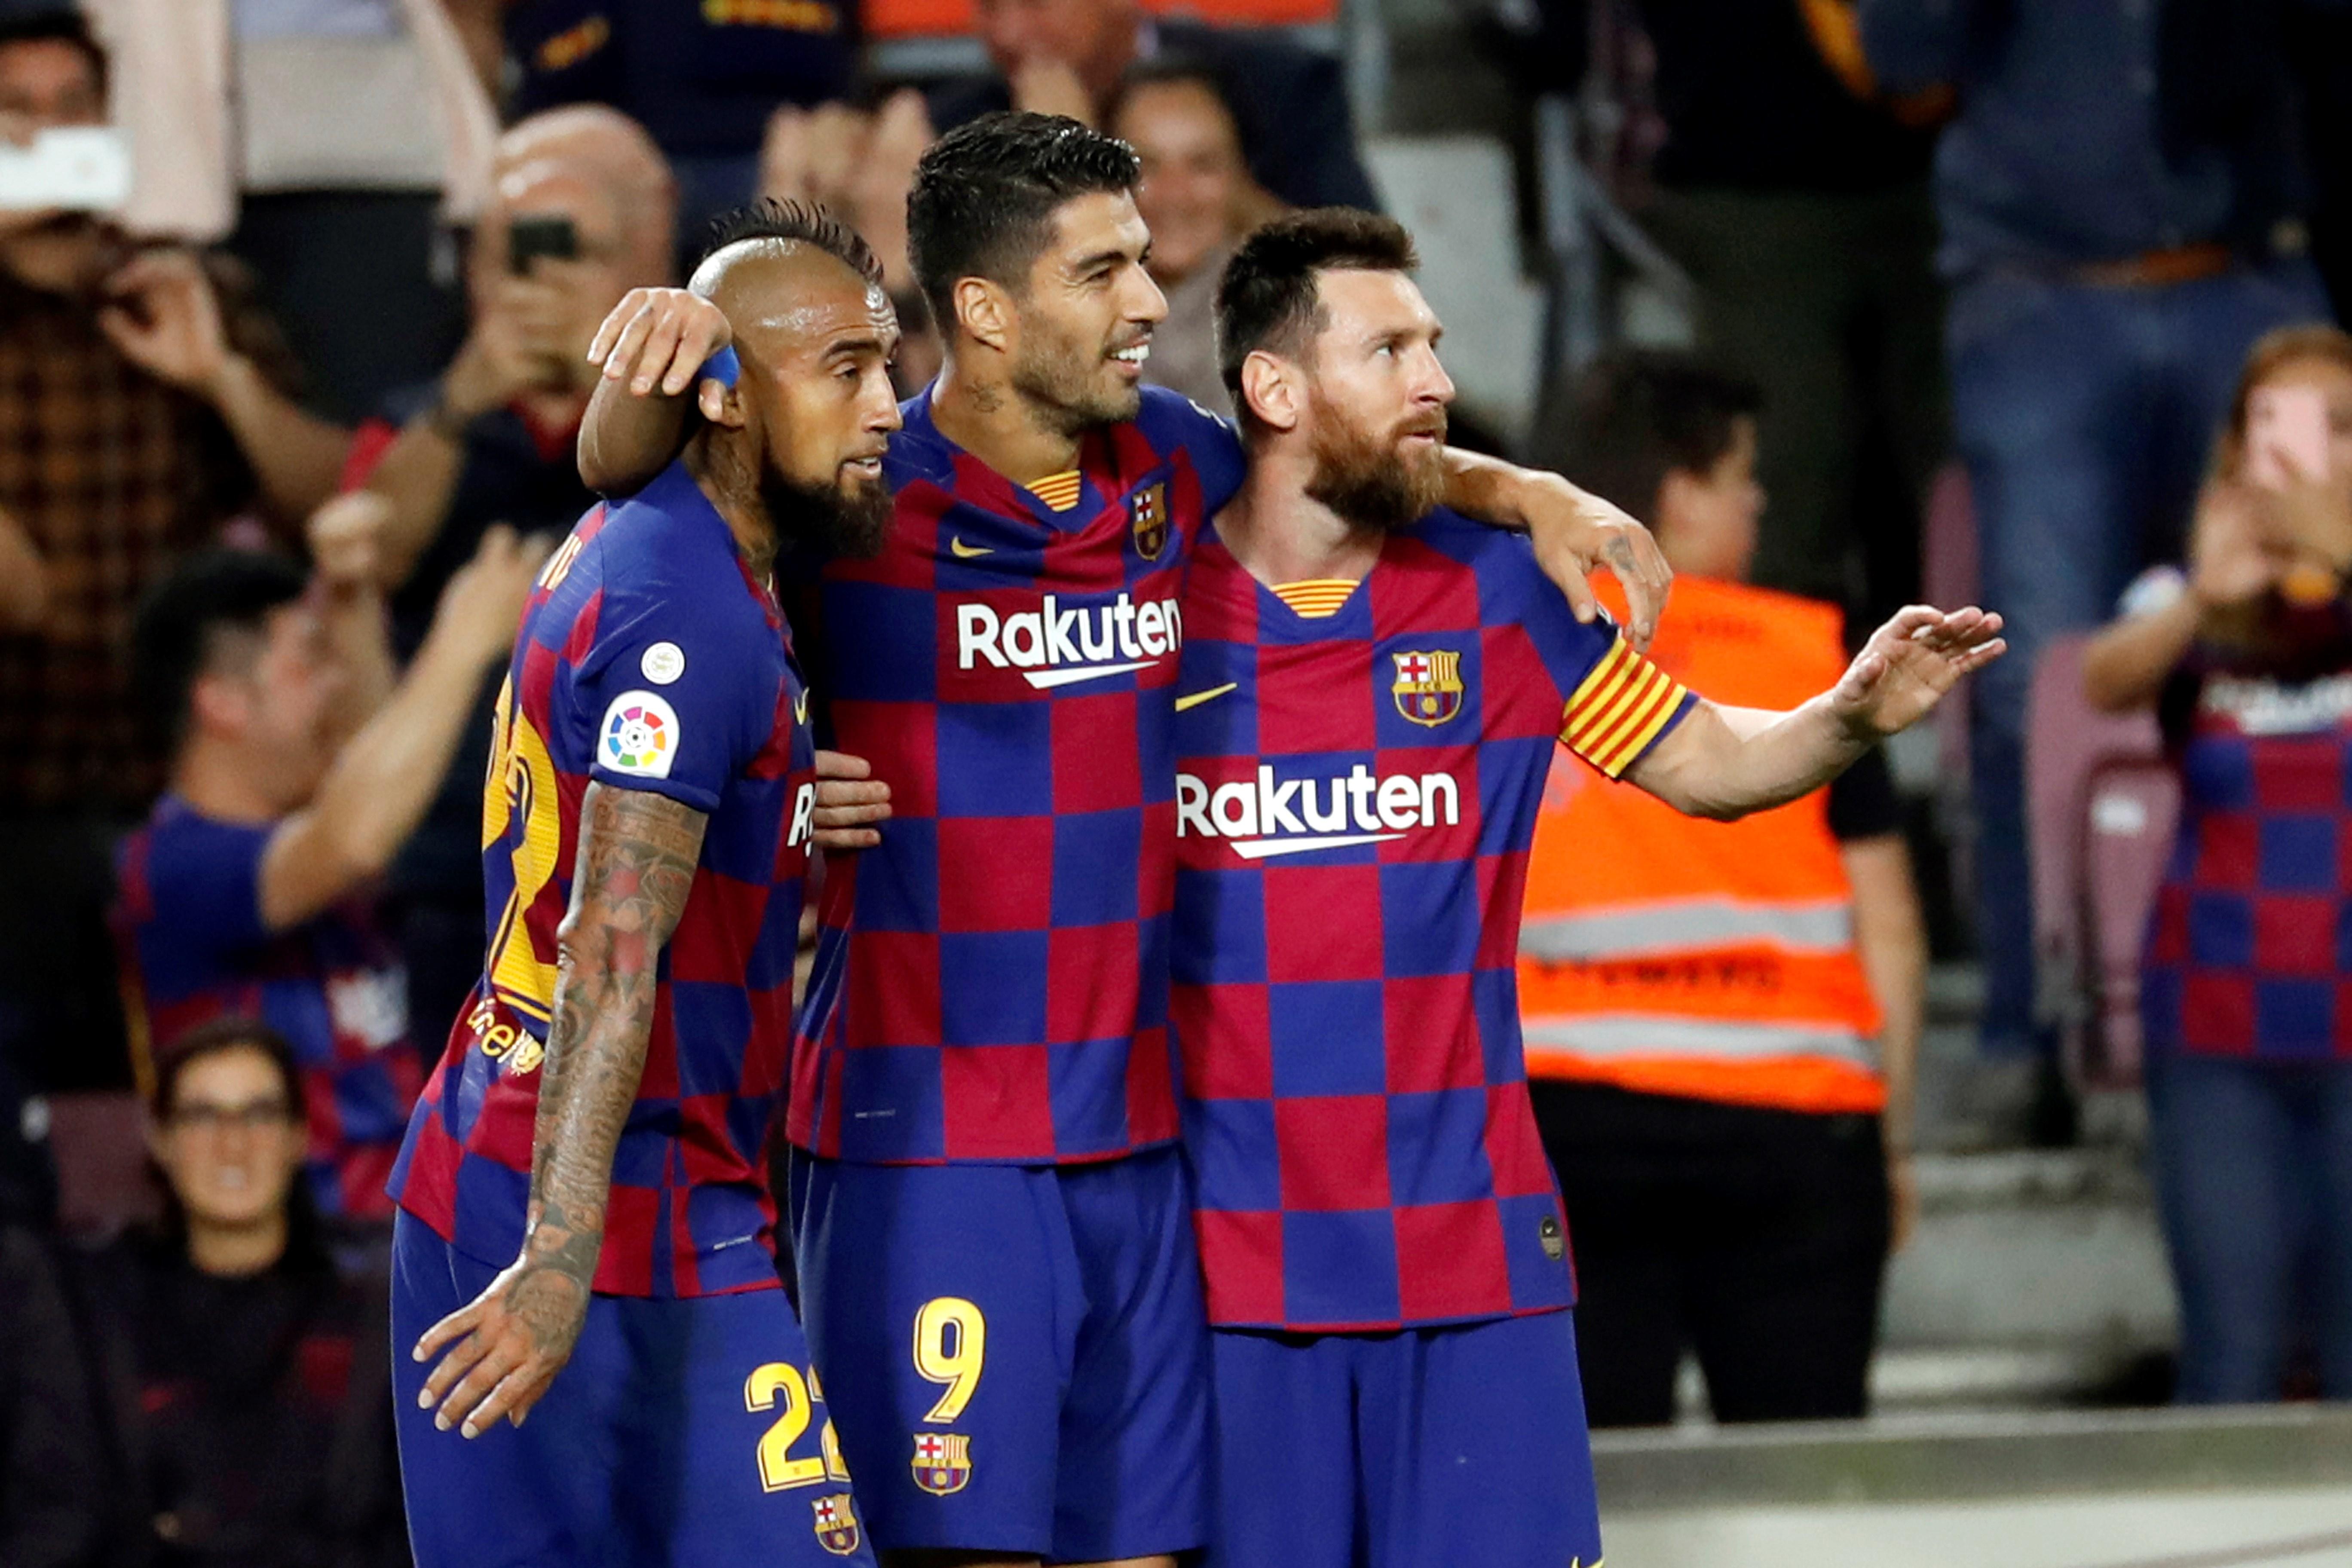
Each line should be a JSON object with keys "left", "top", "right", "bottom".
{"left": 2083, "top": 323, "right": 2352, "bottom": 1405}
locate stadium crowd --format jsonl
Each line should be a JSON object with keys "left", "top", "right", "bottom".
{"left": 0, "top": 0, "right": 2347, "bottom": 1562}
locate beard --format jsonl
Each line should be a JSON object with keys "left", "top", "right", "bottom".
{"left": 1303, "top": 394, "right": 1447, "bottom": 533}
{"left": 761, "top": 464, "right": 893, "bottom": 560}
{"left": 1010, "top": 318, "right": 1144, "bottom": 437}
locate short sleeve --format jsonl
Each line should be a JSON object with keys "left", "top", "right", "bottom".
{"left": 569, "top": 588, "right": 779, "bottom": 815}
{"left": 1137, "top": 386, "right": 1245, "bottom": 512}
{"left": 143, "top": 816, "right": 273, "bottom": 952}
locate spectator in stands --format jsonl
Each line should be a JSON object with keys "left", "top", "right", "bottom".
{"left": 84, "top": 0, "right": 499, "bottom": 421}
{"left": 70, "top": 1020, "right": 407, "bottom": 1566}
{"left": 1859, "top": 0, "right": 2337, "bottom": 1127}
{"left": 1110, "top": 56, "right": 1279, "bottom": 416}
{"left": 1535, "top": 0, "right": 1946, "bottom": 626}
{"left": 2082, "top": 325, "right": 2352, "bottom": 1404}
{"left": 0, "top": 8, "right": 350, "bottom": 1099}
{"left": 334, "top": 104, "right": 672, "bottom": 1057}
{"left": 0, "top": 1222, "right": 102, "bottom": 1568}
{"left": 506, "top": 0, "right": 858, "bottom": 252}
{"left": 114, "top": 520, "right": 544, "bottom": 1223}
{"left": 1528, "top": 353, "right": 1926, "bottom": 1426}
{"left": 926, "top": 0, "right": 1379, "bottom": 212}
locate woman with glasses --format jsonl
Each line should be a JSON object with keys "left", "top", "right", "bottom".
{"left": 66, "top": 1019, "right": 408, "bottom": 1568}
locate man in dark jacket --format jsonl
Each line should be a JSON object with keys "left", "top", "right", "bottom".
{"left": 0, "top": 1223, "right": 103, "bottom": 1568}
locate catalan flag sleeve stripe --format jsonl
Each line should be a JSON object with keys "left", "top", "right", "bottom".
{"left": 1561, "top": 638, "right": 1695, "bottom": 778}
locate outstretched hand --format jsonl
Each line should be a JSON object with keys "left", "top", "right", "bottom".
{"left": 1832, "top": 605, "right": 2006, "bottom": 738}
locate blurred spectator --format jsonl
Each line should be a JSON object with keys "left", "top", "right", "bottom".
{"left": 1540, "top": 0, "right": 1946, "bottom": 624}
{"left": 2082, "top": 325, "right": 2352, "bottom": 1404}
{"left": 1860, "top": 0, "right": 2338, "bottom": 1109}
{"left": 68, "top": 1020, "right": 408, "bottom": 1567}
{"left": 1528, "top": 353, "right": 1925, "bottom": 1425}
{"left": 926, "top": 0, "right": 1379, "bottom": 212}
{"left": 338, "top": 104, "right": 671, "bottom": 1062}
{"left": 0, "top": 8, "right": 350, "bottom": 1097}
{"left": 1, "top": 1222, "right": 104, "bottom": 1568}
{"left": 1109, "top": 56, "right": 1279, "bottom": 416}
{"left": 113, "top": 522, "right": 542, "bottom": 1222}
{"left": 506, "top": 0, "right": 858, "bottom": 252}
{"left": 85, "top": 0, "right": 499, "bottom": 421}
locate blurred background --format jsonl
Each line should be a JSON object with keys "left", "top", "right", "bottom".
{"left": 3, "top": 1, "right": 2352, "bottom": 1565}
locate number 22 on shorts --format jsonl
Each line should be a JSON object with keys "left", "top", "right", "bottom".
{"left": 745, "top": 1362, "right": 852, "bottom": 1491}
{"left": 913, "top": 1297, "right": 985, "bottom": 1422}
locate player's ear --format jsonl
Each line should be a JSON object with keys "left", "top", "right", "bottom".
{"left": 1240, "top": 350, "right": 1301, "bottom": 434}
{"left": 953, "top": 276, "right": 1013, "bottom": 355}
{"left": 698, "top": 377, "right": 746, "bottom": 429}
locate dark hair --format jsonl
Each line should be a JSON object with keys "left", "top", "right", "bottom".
{"left": 698, "top": 196, "right": 884, "bottom": 288}
{"left": 1555, "top": 351, "right": 1763, "bottom": 526}
{"left": 0, "top": 7, "right": 107, "bottom": 95}
{"left": 907, "top": 111, "right": 1141, "bottom": 330}
{"left": 130, "top": 548, "right": 308, "bottom": 758}
{"left": 149, "top": 1017, "right": 327, "bottom": 1268}
{"left": 1109, "top": 52, "right": 1253, "bottom": 152}
{"left": 1214, "top": 207, "right": 1418, "bottom": 423}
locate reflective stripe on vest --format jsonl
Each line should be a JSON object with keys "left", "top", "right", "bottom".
{"left": 1522, "top": 1015, "right": 1876, "bottom": 1065}
{"left": 1520, "top": 897, "right": 1855, "bottom": 961}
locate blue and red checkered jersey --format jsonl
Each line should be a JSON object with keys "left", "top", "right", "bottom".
{"left": 789, "top": 384, "right": 1244, "bottom": 1164}
{"left": 115, "top": 798, "right": 419, "bottom": 1220}
{"left": 2143, "top": 598, "right": 2352, "bottom": 1062}
{"left": 1173, "top": 510, "right": 1698, "bottom": 1332}
{"left": 390, "top": 461, "right": 819, "bottom": 1298}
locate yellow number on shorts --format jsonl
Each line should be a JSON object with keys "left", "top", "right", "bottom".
{"left": 913, "top": 1297, "right": 986, "bottom": 1423}
{"left": 745, "top": 1363, "right": 827, "bottom": 1491}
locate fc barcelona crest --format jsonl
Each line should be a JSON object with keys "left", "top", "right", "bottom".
{"left": 1391, "top": 649, "right": 1464, "bottom": 727}
{"left": 811, "top": 1492, "right": 862, "bottom": 1556}
{"left": 1130, "top": 481, "right": 1170, "bottom": 560}
{"left": 912, "top": 1431, "right": 974, "bottom": 1495}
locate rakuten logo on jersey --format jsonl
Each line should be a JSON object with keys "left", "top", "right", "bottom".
{"left": 955, "top": 592, "right": 1184, "bottom": 689}
{"left": 1176, "top": 765, "right": 1461, "bottom": 860}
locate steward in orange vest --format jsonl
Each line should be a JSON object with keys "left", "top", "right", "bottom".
{"left": 1532, "top": 352, "right": 1926, "bottom": 1429}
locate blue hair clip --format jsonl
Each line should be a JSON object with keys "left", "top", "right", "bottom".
{"left": 699, "top": 345, "right": 741, "bottom": 390}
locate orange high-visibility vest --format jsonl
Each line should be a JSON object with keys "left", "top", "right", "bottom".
{"left": 1519, "top": 576, "right": 1886, "bottom": 1115}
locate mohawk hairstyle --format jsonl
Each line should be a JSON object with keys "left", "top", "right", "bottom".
{"left": 697, "top": 197, "right": 884, "bottom": 288}
{"left": 1214, "top": 208, "right": 1418, "bottom": 423}
{"left": 906, "top": 112, "right": 1141, "bottom": 329}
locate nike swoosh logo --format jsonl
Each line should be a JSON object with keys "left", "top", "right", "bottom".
{"left": 1174, "top": 683, "right": 1237, "bottom": 712}
{"left": 793, "top": 690, "right": 810, "bottom": 725}
{"left": 1231, "top": 832, "right": 1406, "bottom": 861}
{"left": 1022, "top": 661, "right": 1154, "bottom": 689}
{"left": 949, "top": 536, "right": 992, "bottom": 558}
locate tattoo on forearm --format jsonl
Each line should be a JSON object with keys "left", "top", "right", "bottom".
{"left": 517, "top": 784, "right": 706, "bottom": 1323}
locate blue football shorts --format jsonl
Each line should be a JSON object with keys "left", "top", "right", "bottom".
{"left": 788, "top": 1142, "right": 1213, "bottom": 1562}
{"left": 1207, "top": 1308, "right": 1603, "bottom": 1568}
{"left": 390, "top": 1212, "right": 878, "bottom": 1568}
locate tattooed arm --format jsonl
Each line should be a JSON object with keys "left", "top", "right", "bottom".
{"left": 1439, "top": 450, "right": 1674, "bottom": 651}
{"left": 410, "top": 783, "right": 707, "bottom": 1438}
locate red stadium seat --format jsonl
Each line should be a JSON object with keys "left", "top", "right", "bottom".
{"left": 2024, "top": 634, "right": 2164, "bottom": 1089}
{"left": 43, "top": 1090, "right": 162, "bottom": 1238}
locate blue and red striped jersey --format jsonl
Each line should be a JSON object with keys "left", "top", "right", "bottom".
{"left": 789, "top": 384, "right": 1244, "bottom": 1164}
{"left": 1172, "top": 510, "right": 1697, "bottom": 1332}
{"left": 2144, "top": 621, "right": 2352, "bottom": 1061}
{"left": 390, "top": 461, "right": 818, "bottom": 1298}
{"left": 115, "top": 798, "right": 419, "bottom": 1220}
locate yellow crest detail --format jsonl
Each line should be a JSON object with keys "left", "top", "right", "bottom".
{"left": 1390, "top": 649, "right": 1465, "bottom": 727}
{"left": 1130, "top": 481, "right": 1170, "bottom": 560}
{"left": 911, "top": 1431, "right": 973, "bottom": 1495}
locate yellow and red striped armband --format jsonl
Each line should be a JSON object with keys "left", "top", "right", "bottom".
{"left": 1560, "top": 638, "right": 1693, "bottom": 778}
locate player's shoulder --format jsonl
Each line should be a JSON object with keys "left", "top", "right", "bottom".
{"left": 588, "top": 466, "right": 768, "bottom": 627}
{"left": 883, "top": 384, "right": 956, "bottom": 491}
{"left": 1133, "top": 383, "right": 1239, "bottom": 462}
{"left": 1396, "top": 506, "right": 1539, "bottom": 587}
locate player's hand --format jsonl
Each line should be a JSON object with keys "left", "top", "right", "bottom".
{"left": 1831, "top": 605, "right": 2006, "bottom": 739}
{"left": 307, "top": 491, "right": 395, "bottom": 590}
{"left": 412, "top": 1248, "right": 593, "bottom": 1438}
{"left": 97, "top": 250, "right": 234, "bottom": 400}
{"left": 432, "top": 525, "right": 555, "bottom": 666}
{"left": 588, "top": 286, "right": 732, "bottom": 399}
{"left": 1518, "top": 478, "right": 1673, "bottom": 651}
{"left": 813, "top": 749, "right": 891, "bottom": 852}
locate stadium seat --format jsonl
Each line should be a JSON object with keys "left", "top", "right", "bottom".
{"left": 43, "top": 1090, "right": 161, "bottom": 1238}
{"left": 2024, "top": 634, "right": 2163, "bottom": 1090}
